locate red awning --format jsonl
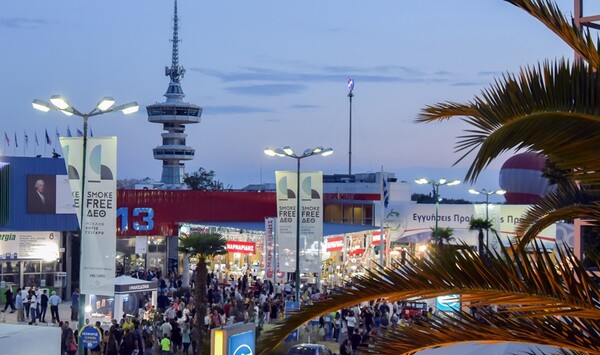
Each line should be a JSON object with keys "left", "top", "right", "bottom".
{"left": 348, "top": 248, "right": 365, "bottom": 256}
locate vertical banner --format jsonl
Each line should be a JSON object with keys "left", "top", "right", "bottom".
{"left": 300, "top": 171, "right": 323, "bottom": 273}
{"left": 264, "top": 218, "right": 276, "bottom": 281}
{"left": 60, "top": 137, "right": 117, "bottom": 296}
{"left": 275, "top": 171, "right": 323, "bottom": 274}
{"left": 275, "top": 171, "right": 297, "bottom": 273}
{"left": 60, "top": 137, "right": 84, "bottom": 225}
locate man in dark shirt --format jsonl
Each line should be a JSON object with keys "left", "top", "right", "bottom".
{"left": 350, "top": 328, "right": 362, "bottom": 352}
{"left": 39, "top": 289, "right": 49, "bottom": 322}
{"left": 157, "top": 291, "right": 169, "bottom": 313}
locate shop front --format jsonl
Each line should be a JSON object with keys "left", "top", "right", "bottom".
{"left": 0, "top": 231, "right": 66, "bottom": 302}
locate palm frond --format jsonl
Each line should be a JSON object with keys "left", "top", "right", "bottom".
{"left": 417, "top": 60, "right": 600, "bottom": 183}
{"left": 506, "top": 0, "right": 600, "bottom": 68}
{"left": 515, "top": 182, "right": 600, "bottom": 244}
{"left": 257, "top": 242, "right": 600, "bottom": 354}
{"left": 177, "top": 232, "right": 228, "bottom": 259}
{"left": 366, "top": 310, "right": 600, "bottom": 354}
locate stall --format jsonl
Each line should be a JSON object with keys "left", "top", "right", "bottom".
{"left": 89, "top": 276, "right": 158, "bottom": 321}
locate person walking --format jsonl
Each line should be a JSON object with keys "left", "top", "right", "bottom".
{"left": 39, "top": 289, "right": 48, "bottom": 322}
{"left": 28, "top": 292, "right": 38, "bottom": 325}
{"left": 49, "top": 290, "right": 62, "bottom": 323}
{"left": 22, "top": 288, "right": 30, "bottom": 320}
{"left": 15, "top": 288, "right": 24, "bottom": 322}
{"left": 2, "top": 285, "right": 16, "bottom": 313}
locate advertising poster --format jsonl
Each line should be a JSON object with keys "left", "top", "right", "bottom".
{"left": 0, "top": 231, "right": 61, "bottom": 260}
{"left": 61, "top": 137, "right": 117, "bottom": 296}
{"left": 26, "top": 174, "right": 76, "bottom": 215}
{"left": 275, "top": 170, "right": 323, "bottom": 274}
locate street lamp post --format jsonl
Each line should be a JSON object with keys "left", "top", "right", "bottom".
{"left": 468, "top": 188, "right": 506, "bottom": 251}
{"left": 415, "top": 178, "right": 460, "bottom": 231}
{"left": 264, "top": 146, "right": 333, "bottom": 304}
{"left": 32, "top": 95, "right": 138, "bottom": 350}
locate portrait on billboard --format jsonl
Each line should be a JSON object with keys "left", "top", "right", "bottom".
{"left": 27, "top": 175, "right": 56, "bottom": 214}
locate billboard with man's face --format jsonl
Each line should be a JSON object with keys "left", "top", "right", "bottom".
{"left": 26, "top": 174, "right": 76, "bottom": 215}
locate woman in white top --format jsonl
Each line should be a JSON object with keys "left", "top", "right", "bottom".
{"left": 28, "top": 294, "right": 38, "bottom": 324}
{"left": 346, "top": 311, "right": 356, "bottom": 338}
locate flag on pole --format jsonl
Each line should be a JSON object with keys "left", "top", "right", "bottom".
{"left": 347, "top": 77, "right": 354, "bottom": 91}
{"left": 55, "top": 127, "right": 60, "bottom": 141}
{"left": 4, "top": 132, "right": 9, "bottom": 146}
{"left": 24, "top": 131, "right": 29, "bottom": 146}
{"left": 45, "top": 129, "right": 51, "bottom": 145}
{"left": 67, "top": 126, "right": 72, "bottom": 137}
{"left": 90, "top": 127, "right": 94, "bottom": 137}
{"left": 35, "top": 132, "right": 39, "bottom": 146}
{"left": 383, "top": 177, "right": 390, "bottom": 208}
{"left": 14, "top": 132, "right": 18, "bottom": 148}
{"left": 76, "top": 128, "right": 83, "bottom": 137}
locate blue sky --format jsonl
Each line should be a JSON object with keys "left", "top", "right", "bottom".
{"left": 0, "top": 0, "right": 577, "bottom": 200}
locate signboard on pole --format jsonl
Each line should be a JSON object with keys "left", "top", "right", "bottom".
{"left": 264, "top": 218, "right": 276, "bottom": 280}
{"left": 61, "top": 137, "right": 117, "bottom": 296}
{"left": 275, "top": 171, "right": 323, "bottom": 274}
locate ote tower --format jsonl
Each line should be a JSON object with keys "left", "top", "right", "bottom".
{"left": 147, "top": 0, "right": 202, "bottom": 185}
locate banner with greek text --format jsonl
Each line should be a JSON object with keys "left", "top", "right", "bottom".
{"left": 275, "top": 170, "right": 323, "bottom": 274}
{"left": 275, "top": 171, "right": 297, "bottom": 272}
{"left": 60, "top": 137, "right": 117, "bottom": 296}
{"left": 264, "top": 218, "right": 276, "bottom": 280}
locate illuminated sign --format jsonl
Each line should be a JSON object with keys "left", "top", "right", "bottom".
{"left": 0, "top": 231, "right": 60, "bottom": 260}
{"left": 226, "top": 241, "right": 255, "bottom": 254}
{"left": 325, "top": 236, "right": 343, "bottom": 252}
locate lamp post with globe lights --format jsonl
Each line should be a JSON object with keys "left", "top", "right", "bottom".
{"left": 264, "top": 146, "right": 333, "bottom": 304}
{"left": 469, "top": 188, "right": 506, "bottom": 251}
{"left": 414, "top": 178, "right": 461, "bottom": 231}
{"left": 32, "top": 95, "right": 138, "bottom": 343}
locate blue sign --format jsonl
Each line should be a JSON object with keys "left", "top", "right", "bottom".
{"left": 228, "top": 329, "right": 255, "bottom": 355}
{"left": 436, "top": 294, "right": 460, "bottom": 312}
{"left": 80, "top": 325, "right": 102, "bottom": 349}
{"left": 285, "top": 329, "right": 299, "bottom": 343}
{"left": 285, "top": 301, "right": 300, "bottom": 314}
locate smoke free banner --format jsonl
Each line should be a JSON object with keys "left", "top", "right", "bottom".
{"left": 61, "top": 137, "right": 117, "bottom": 296}
{"left": 275, "top": 171, "right": 323, "bottom": 274}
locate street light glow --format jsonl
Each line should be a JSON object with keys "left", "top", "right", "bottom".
{"left": 414, "top": 177, "right": 460, "bottom": 231}
{"left": 32, "top": 94, "right": 137, "bottom": 343}
{"left": 264, "top": 145, "right": 333, "bottom": 304}
{"left": 50, "top": 95, "right": 70, "bottom": 110}
{"left": 96, "top": 97, "right": 115, "bottom": 111}
{"left": 31, "top": 99, "right": 51, "bottom": 112}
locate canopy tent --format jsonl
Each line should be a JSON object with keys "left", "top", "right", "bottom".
{"left": 113, "top": 275, "right": 158, "bottom": 320}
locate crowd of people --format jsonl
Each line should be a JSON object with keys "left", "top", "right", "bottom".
{"left": 2, "top": 267, "right": 436, "bottom": 355}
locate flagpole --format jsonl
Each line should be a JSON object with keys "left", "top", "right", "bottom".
{"left": 380, "top": 166, "right": 385, "bottom": 267}
{"left": 347, "top": 78, "right": 354, "bottom": 176}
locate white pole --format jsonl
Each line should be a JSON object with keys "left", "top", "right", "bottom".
{"left": 380, "top": 166, "right": 385, "bottom": 267}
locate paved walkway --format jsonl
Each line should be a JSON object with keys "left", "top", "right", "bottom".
{"left": 1, "top": 300, "right": 79, "bottom": 330}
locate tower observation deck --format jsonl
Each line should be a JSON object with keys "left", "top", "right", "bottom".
{"left": 147, "top": 0, "right": 202, "bottom": 185}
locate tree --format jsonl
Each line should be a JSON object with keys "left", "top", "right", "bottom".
{"left": 429, "top": 226, "right": 454, "bottom": 249}
{"left": 416, "top": 0, "right": 600, "bottom": 244}
{"left": 178, "top": 233, "right": 228, "bottom": 355}
{"left": 183, "top": 167, "right": 226, "bottom": 191}
{"left": 257, "top": 0, "right": 600, "bottom": 353}
{"left": 468, "top": 217, "right": 493, "bottom": 256}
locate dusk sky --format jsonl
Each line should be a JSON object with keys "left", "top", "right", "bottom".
{"left": 1, "top": 0, "right": 577, "bottom": 200}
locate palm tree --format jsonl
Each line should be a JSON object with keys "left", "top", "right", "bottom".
{"left": 257, "top": 0, "right": 600, "bottom": 353}
{"left": 415, "top": 0, "right": 600, "bottom": 244}
{"left": 469, "top": 218, "right": 493, "bottom": 256}
{"left": 178, "top": 232, "right": 227, "bottom": 355}
{"left": 258, "top": 241, "right": 600, "bottom": 354}
{"left": 429, "top": 226, "right": 454, "bottom": 249}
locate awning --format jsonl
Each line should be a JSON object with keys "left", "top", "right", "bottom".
{"left": 348, "top": 248, "right": 365, "bottom": 256}
{"left": 185, "top": 221, "right": 380, "bottom": 236}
